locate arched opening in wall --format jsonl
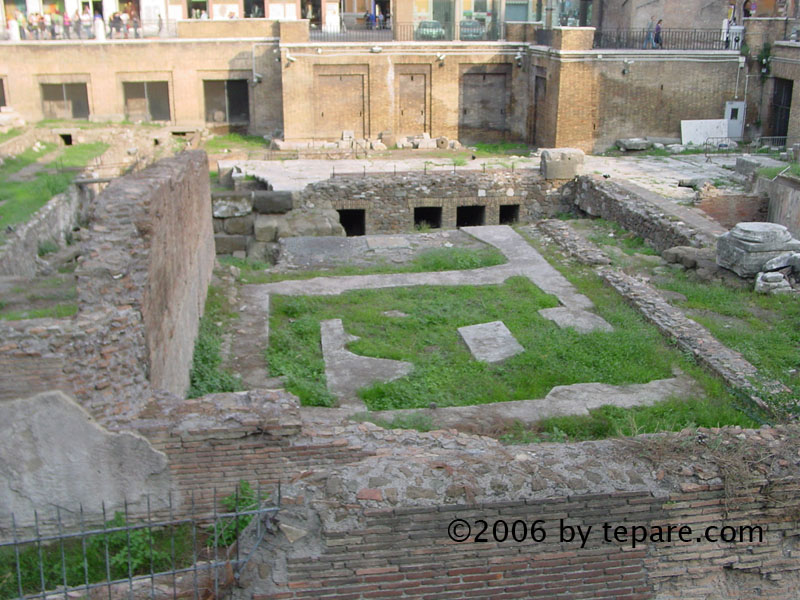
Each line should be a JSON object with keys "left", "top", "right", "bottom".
{"left": 457, "top": 205, "right": 485, "bottom": 227}
{"left": 499, "top": 204, "right": 519, "bottom": 224}
{"left": 59, "top": 134, "right": 73, "bottom": 146}
{"left": 414, "top": 207, "right": 442, "bottom": 229}
{"left": 337, "top": 209, "right": 366, "bottom": 236}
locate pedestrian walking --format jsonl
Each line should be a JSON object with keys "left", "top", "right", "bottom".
{"left": 654, "top": 19, "right": 663, "bottom": 48}
{"left": 643, "top": 16, "right": 655, "bottom": 48}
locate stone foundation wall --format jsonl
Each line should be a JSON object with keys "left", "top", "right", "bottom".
{"left": 237, "top": 422, "right": 800, "bottom": 600}
{"left": 0, "top": 187, "right": 79, "bottom": 277}
{"left": 767, "top": 174, "right": 800, "bottom": 238}
{"left": 562, "top": 176, "right": 717, "bottom": 251}
{"left": 0, "top": 151, "right": 214, "bottom": 416}
{"left": 302, "top": 170, "right": 569, "bottom": 234}
{"left": 696, "top": 190, "right": 769, "bottom": 229}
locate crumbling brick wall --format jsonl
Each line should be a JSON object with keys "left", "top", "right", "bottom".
{"left": 0, "top": 151, "right": 214, "bottom": 415}
{"left": 234, "top": 423, "right": 800, "bottom": 600}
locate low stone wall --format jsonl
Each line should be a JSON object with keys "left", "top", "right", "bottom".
{"left": 0, "top": 187, "right": 79, "bottom": 277}
{"left": 303, "top": 170, "right": 569, "bottom": 234}
{"left": 237, "top": 421, "right": 800, "bottom": 600}
{"left": 562, "top": 176, "right": 718, "bottom": 251}
{"left": 766, "top": 174, "right": 800, "bottom": 238}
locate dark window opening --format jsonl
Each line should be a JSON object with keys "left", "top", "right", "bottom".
{"left": 771, "top": 78, "right": 793, "bottom": 138}
{"left": 414, "top": 207, "right": 442, "bottom": 229}
{"left": 123, "top": 81, "right": 171, "bottom": 122}
{"left": 41, "top": 83, "right": 90, "bottom": 120}
{"left": 59, "top": 134, "right": 73, "bottom": 146}
{"left": 204, "top": 80, "right": 250, "bottom": 124}
{"left": 153, "top": 138, "right": 160, "bottom": 146}
{"left": 337, "top": 209, "right": 366, "bottom": 236}
{"left": 0, "top": 79, "right": 6, "bottom": 108}
{"left": 457, "top": 205, "right": 485, "bottom": 227}
{"left": 499, "top": 204, "right": 519, "bottom": 225}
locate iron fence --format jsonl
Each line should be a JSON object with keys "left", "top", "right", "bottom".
{"left": 703, "top": 135, "right": 789, "bottom": 159}
{"left": 309, "top": 25, "right": 394, "bottom": 42}
{"left": 593, "top": 28, "right": 737, "bottom": 50}
{"left": 0, "top": 487, "right": 279, "bottom": 600}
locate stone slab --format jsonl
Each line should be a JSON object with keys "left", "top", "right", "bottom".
{"left": 321, "top": 319, "right": 413, "bottom": 404}
{"left": 538, "top": 307, "right": 613, "bottom": 333}
{"left": 458, "top": 321, "right": 524, "bottom": 363}
{"left": 366, "top": 235, "right": 411, "bottom": 250}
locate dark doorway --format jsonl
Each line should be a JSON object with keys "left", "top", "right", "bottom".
{"left": 414, "top": 207, "right": 442, "bottom": 229}
{"left": 41, "top": 83, "right": 90, "bottom": 119}
{"left": 337, "top": 209, "right": 366, "bottom": 236}
{"left": 771, "top": 78, "right": 792, "bottom": 138}
{"left": 123, "top": 81, "right": 171, "bottom": 122}
{"left": 59, "top": 134, "right": 73, "bottom": 146}
{"left": 530, "top": 73, "right": 546, "bottom": 146}
{"left": 204, "top": 80, "right": 250, "bottom": 124}
{"left": 457, "top": 205, "right": 485, "bottom": 227}
{"left": 499, "top": 204, "right": 519, "bottom": 224}
{"left": 0, "top": 79, "right": 6, "bottom": 108}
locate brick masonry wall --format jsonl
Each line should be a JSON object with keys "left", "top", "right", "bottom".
{"left": 238, "top": 424, "right": 800, "bottom": 600}
{"left": 302, "top": 171, "right": 569, "bottom": 234}
{"left": 0, "top": 152, "right": 214, "bottom": 417}
{"left": 696, "top": 190, "right": 769, "bottom": 228}
{"left": 767, "top": 174, "right": 800, "bottom": 237}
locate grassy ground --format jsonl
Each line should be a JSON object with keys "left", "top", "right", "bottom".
{"left": 653, "top": 269, "right": 800, "bottom": 409}
{"left": 0, "top": 142, "right": 108, "bottom": 239}
{"left": 757, "top": 164, "right": 800, "bottom": 179}
{"left": 204, "top": 133, "right": 267, "bottom": 154}
{"left": 219, "top": 246, "right": 507, "bottom": 284}
{"left": 0, "top": 128, "right": 22, "bottom": 145}
{"left": 187, "top": 286, "right": 242, "bottom": 398}
{"left": 267, "top": 274, "right": 724, "bottom": 413}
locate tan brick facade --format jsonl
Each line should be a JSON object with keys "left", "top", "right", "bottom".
{"left": 0, "top": 24, "right": 743, "bottom": 151}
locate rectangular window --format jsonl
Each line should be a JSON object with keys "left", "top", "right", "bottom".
{"left": 41, "top": 83, "right": 90, "bottom": 119}
{"left": 203, "top": 80, "right": 250, "bottom": 124}
{"left": 123, "top": 81, "right": 171, "bottom": 122}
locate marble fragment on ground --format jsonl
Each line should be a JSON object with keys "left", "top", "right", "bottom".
{"left": 320, "top": 319, "right": 413, "bottom": 404}
{"left": 537, "top": 307, "right": 613, "bottom": 333}
{"left": 458, "top": 321, "right": 524, "bottom": 363}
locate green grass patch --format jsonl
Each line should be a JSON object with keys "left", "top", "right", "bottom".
{"left": 0, "top": 128, "right": 22, "bottom": 145}
{"left": 584, "top": 218, "right": 658, "bottom": 256}
{"left": 187, "top": 285, "right": 242, "bottom": 398}
{"left": 0, "top": 303, "right": 78, "bottom": 321}
{"left": 0, "top": 512, "right": 194, "bottom": 599}
{"left": 757, "top": 164, "right": 800, "bottom": 180}
{"left": 204, "top": 133, "right": 266, "bottom": 154}
{"left": 0, "top": 142, "right": 108, "bottom": 234}
{"left": 223, "top": 246, "right": 506, "bottom": 284}
{"left": 37, "top": 239, "right": 59, "bottom": 256}
{"left": 473, "top": 142, "right": 531, "bottom": 157}
{"left": 268, "top": 276, "right": 684, "bottom": 410}
{"left": 653, "top": 270, "right": 800, "bottom": 405}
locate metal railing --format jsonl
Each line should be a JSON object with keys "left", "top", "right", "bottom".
{"left": 0, "top": 487, "right": 279, "bottom": 600}
{"left": 703, "top": 135, "right": 788, "bottom": 158}
{"left": 593, "top": 28, "right": 739, "bottom": 50}
{"left": 309, "top": 24, "right": 394, "bottom": 42}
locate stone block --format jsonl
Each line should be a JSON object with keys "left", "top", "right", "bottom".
{"left": 379, "top": 131, "right": 396, "bottom": 148}
{"left": 735, "top": 157, "right": 762, "bottom": 176}
{"left": 217, "top": 163, "right": 234, "bottom": 187}
{"left": 415, "top": 138, "right": 437, "bottom": 149}
{"left": 371, "top": 141, "right": 387, "bottom": 151}
{"left": 616, "top": 138, "right": 652, "bottom": 151}
{"left": 755, "top": 271, "right": 793, "bottom": 294}
{"left": 716, "top": 222, "right": 800, "bottom": 277}
{"left": 540, "top": 148, "right": 584, "bottom": 179}
{"left": 247, "top": 239, "right": 279, "bottom": 263}
{"left": 252, "top": 191, "right": 293, "bottom": 214}
{"left": 666, "top": 144, "right": 686, "bottom": 154}
{"left": 763, "top": 251, "right": 800, "bottom": 271}
{"left": 213, "top": 217, "right": 224, "bottom": 233}
{"left": 254, "top": 214, "right": 281, "bottom": 242}
{"left": 212, "top": 195, "right": 252, "bottom": 218}
{"left": 458, "top": 321, "right": 524, "bottom": 363}
{"left": 223, "top": 213, "right": 254, "bottom": 235}
{"left": 341, "top": 130, "right": 355, "bottom": 140}
{"left": 214, "top": 234, "right": 248, "bottom": 254}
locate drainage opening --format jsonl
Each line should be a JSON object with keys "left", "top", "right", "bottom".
{"left": 499, "top": 204, "right": 520, "bottom": 225}
{"left": 414, "top": 207, "right": 442, "bottom": 229}
{"left": 59, "top": 133, "right": 73, "bottom": 146}
{"left": 456, "top": 205, "right": 485, "bottom": 227}
{"left": 337, "top": 209, "right": 366, "bottom": 236}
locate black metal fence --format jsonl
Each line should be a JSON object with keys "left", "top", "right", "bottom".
{"left": 593, "top": 28, "right": 738, "bottom": 50}
{"left": 0, "top": 488, "right": 279, "bottom": 600}
{"left": 309, "top": 24, "right": 394, "bottom": 42}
